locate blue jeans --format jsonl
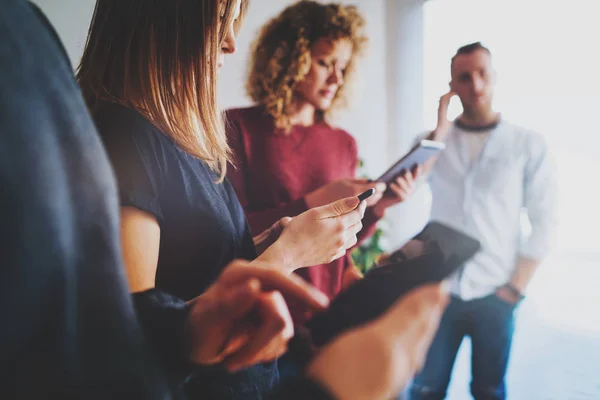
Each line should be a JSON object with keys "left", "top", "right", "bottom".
{"left": 410, "top": 294, "right": 517, "bottom": 400}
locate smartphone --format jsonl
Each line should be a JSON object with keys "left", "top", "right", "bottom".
{"left": 357, "top": 188, "right": 375, "bottom": 202}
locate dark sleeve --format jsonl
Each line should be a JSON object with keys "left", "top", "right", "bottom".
{"left": 0, "top": 5, "right": 178, "bottom": 398}
{"left": 132, "top": 289, "right": 194, "bottom": 380}
{"left": 99, "top": 113, "right": 166, "bottom": 222}
{"left": 226, "top": 111, "right": 308, "bottom": 235}
{"left": 0, "top": 12, "right": 74, "bottom": 366}
{"left": 267, "top": 376, "right": 335, "bottom": 400}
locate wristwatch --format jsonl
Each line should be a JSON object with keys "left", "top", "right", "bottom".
{"left": 503, "top": 283, "right": 525, "bottom": 301}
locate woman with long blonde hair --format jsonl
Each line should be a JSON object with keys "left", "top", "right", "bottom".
{"left": 77, "top": 0, "right": 367, "bottom": 398}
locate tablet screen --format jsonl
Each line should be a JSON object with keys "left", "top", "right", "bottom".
{"left": 377, "top": 140, "right": 445, "bottom": 183}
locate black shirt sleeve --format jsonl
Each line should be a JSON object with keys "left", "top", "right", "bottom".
{"left": 98, "top": 108, "right": 167, "bottom": 222}
{"left": 132, "top": 289, "right": 194, "bottom": 381}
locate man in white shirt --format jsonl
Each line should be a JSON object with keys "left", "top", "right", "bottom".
{"left": 409, "top": 42, "right": 558, "bottom": 400}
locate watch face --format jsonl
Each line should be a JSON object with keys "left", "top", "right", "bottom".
{"left": 505, "top": 283, "right": 525, "bottom": 299}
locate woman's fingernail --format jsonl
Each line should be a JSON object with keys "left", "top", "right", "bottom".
{"left": 346, "top": 197, "right": 359, "bottom": 207}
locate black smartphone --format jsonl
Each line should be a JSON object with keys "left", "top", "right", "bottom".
{"left": 357, "top": 188, "right": 375, "bottom": 201}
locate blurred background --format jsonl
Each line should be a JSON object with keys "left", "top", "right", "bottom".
{"left": 33, "top": 0, "right": 599, "bottom": 398}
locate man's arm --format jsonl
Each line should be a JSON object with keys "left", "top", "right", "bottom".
{"left": 420, "top": 91, "right": 456, "bottom": 175}
{"left": 498, "top": 134, "right": 558, "bottom": 302}
{"left": 505, "top": 256, "right": 542, "bottom": 294}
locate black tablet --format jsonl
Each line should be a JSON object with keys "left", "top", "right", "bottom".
{"left": 388, "top": 221, "right": 481, "bottom": 274}
{"left": 376, "top": 139, "right": 446, "bottom": 183}
{"left": 300, "top": 221, "right": 480, "bottom": 348}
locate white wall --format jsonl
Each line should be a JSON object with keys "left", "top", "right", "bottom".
{"left": 30, "top": 0, "right": 95, "bottom": 68}
{"left": 32, "top": 0, "right": 428, "bottom": 249}
{"left": 382, "top": 0, "right": 431, "bottom": 247}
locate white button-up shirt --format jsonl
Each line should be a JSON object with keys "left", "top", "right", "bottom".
{"left": 427, "top": 120, "right": 558, "bottom": 300}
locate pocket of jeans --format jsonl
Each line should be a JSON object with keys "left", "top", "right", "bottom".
{"left": 488, "top": 293, "right": 518, "bottom": 311}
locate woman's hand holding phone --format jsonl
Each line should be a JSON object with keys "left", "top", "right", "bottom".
{"left": 305, "top": 178, "right": 386, "bottom": 209}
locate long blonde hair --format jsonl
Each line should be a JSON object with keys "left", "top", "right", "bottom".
{"left": 77, "top": 0, "right": 248, "bottom": 180}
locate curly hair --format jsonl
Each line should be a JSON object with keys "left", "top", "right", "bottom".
{"left": 246, "top": 0, "right": 368, "bottom": 131}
